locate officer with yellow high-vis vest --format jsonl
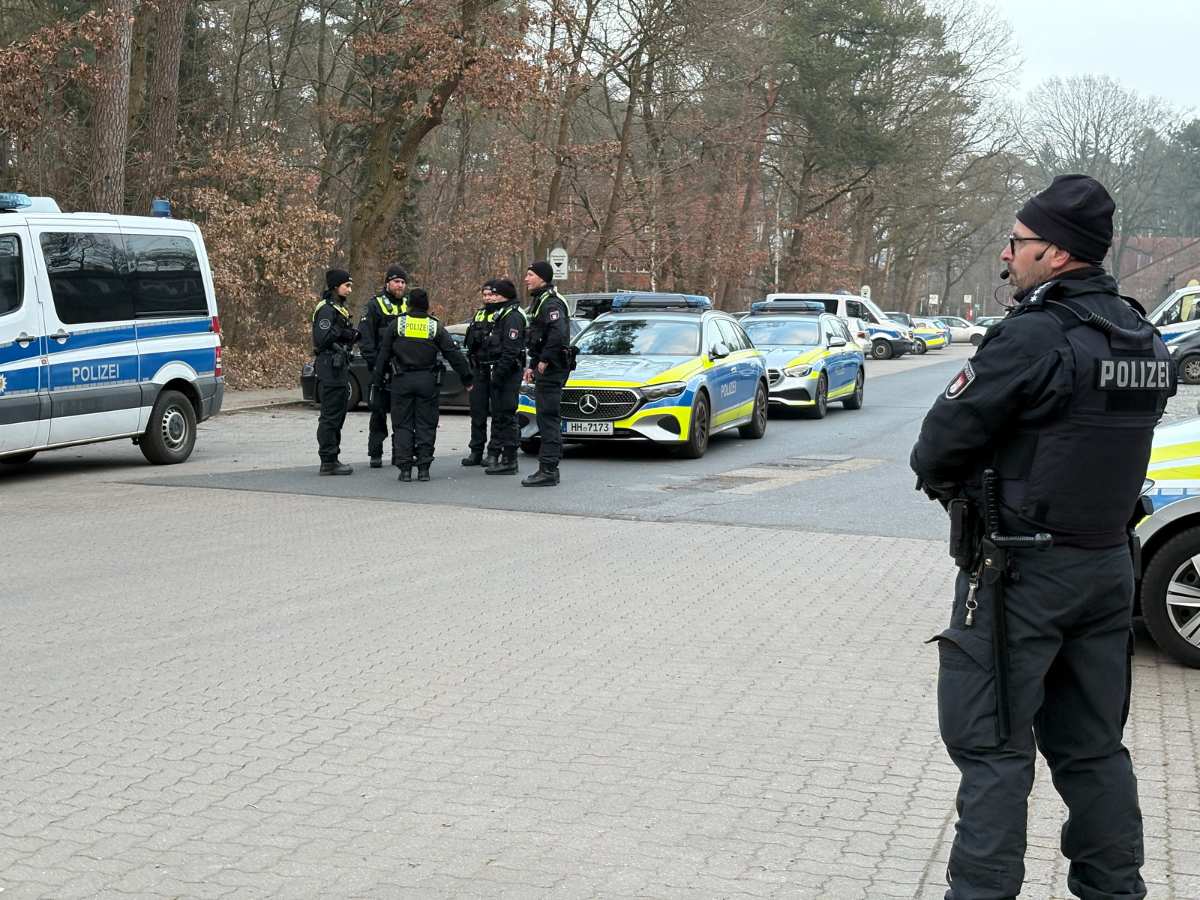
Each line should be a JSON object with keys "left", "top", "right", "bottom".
{"left": 462, "top": 280, "right": 500, "bottom": 467}
{"left": 359, "top": 264, "right": 408, "bottom": 467}
{"left": 312, "top": 269, "right": 360, "bottom": 475}
{"left": 370, "top": 289, "right": 473, "bottom": 482}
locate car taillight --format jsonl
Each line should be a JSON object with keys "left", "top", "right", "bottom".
{"left": 211, "top": 315, "right": 221, "bottom": 337}
{"left": 215, "top": 345, "right": 223, "bottom": 377}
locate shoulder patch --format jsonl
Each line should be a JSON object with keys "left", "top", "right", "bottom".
{"left": 549, "top": 310, "right": 560, "bottom": 321}
{"left": 944, "top": 360, "right": 975, "bottom": 400}
{"left": 318, "top": 318, "right": 331, "bottom": 330}
{"left": 509, "top": 327, "right": 519, "bottom": 340}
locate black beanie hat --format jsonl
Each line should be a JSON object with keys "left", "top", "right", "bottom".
{"left": 407, "top": 288, "right": 430, "bottom": 313}
{"left": 325, "top": 268, "right": 352, "bottom": 290}
{"left": 385, "top": 264, "right": 408, "bottom": 282}
{"left": 528, "top": 260, "right": 554, "bottom": 284}
{"left": 492, "top": 279, "right": 517, "bottom": 301}
{"left": 481, "top": 279, "right": 496, "bottom": 293}
{"left": 1016, "top": 174, "right": 1115, "bottom": 265}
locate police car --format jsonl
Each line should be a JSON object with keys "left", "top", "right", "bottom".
{"left": 1137, "top": 417, "right": 1200, "bottom": 668}
{"left": 517, "top": 292, "right": 769, "bottom": 459}
{"left": 740, "top": 300, "right": 865, "bottom": 417}
{"left": 768, "top": 292, "right": 911, "bottom": 359}
{"left": 0, "top": 192, "right": 223, "bottom": 466}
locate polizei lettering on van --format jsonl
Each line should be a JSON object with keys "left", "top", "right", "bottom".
{"left": 71, "top": 363, "right": 120, "bottom": 383}
{"left": 1095, "top": 358, "right": 1175, "bottom": 391}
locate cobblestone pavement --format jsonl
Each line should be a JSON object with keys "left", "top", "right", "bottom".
{"left": 1, "top": 348, "right": 1198, "bottom": 899}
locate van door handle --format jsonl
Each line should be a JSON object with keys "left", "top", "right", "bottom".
{"left": 49, "top": 329, "right": 71, "bottom": 342}
{"left": 15, "top": 331, "right": 35, "bottom": 347}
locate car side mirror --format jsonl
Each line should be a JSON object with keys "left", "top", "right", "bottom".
{"left": 710, "top": 342, "right": 730, "bottom": 359}
{"left": 828, "top": 337, "right": 846, "bottom": 348}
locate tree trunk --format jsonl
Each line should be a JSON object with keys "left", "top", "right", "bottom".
{"left": 91, "top": 0, "right": 135, "bottom": 214}
{"left": 583, "top": 74, "right": 640, "bottom": 290}
{"left": 140, "top": 0, "right": 188, "bottom": 213}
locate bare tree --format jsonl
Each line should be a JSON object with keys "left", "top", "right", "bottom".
{"left": 91, "top": 0, "right": 134, "bottom": 213}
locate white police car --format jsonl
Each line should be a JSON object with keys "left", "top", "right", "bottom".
{"left": 1137, "top": 417, "right": 1200, "bottom": 667}
{"left": 518, "top": 292, "right": 769, "bottom": 459}
{"left": 0, "top": 193, "right": 223, "bottom": 466}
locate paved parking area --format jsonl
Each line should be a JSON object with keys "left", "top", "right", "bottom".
{"left": 1, "top": 344, "right": 1198, "bottom": 899}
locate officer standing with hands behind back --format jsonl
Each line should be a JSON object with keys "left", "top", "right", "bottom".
{"left": 371, "top": 288, "right": 473, "bottom": 483}
{"left": 462, "top": 280, "right": 500, "bottom": 468}
{"left": 522, "top": 261, "right": 571, "bottom": 487}
{"left": 312, "top": 268, "right": 359, "bottom": 475}
{"left": 359, "top": 265, "right": 408, "bottom": 468}
{"left": 481, "top": 279, "right": 527, "bottom": 475}
{"left": 911, "top": 175, "right": 1174, "bottom": 900}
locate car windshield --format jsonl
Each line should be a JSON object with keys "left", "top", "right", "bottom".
{"left": 742, "top": 318, "right": 821, "bottom": 346}
{"left": 574, "top": 319, "right": 700, "bottom": 356}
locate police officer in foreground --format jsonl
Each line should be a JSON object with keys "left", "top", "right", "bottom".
{"left": 312, "top": 268, "right": 359, "bottom": 475}
{"left": 911, "top": 175, "right": 1174, "bottom": 900}
{"left": 359, "top": 264, "right": 408, "bottom": 468}
{"left": 522, "top": 261, "right": 571, "bottom": 486}
{"left": 462, "top": 280, "right": 499, "bottom": 467}
{"left": 481, "top": 279, "right": 527, "bottom": 475}
{"left": 370, "top": 288, "right": 472, "bottom": 482}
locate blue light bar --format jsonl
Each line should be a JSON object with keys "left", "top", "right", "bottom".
{"left": 150, "top": 197, "right": 172, "bottom": 217}
{"left": 0, "top": 192, "right": 32, "bottom": 211}
{"left": 611, "top": 291, "right": 712, "bottom": 311}
{"left": 748, "top": 299, "right": 826, "bottom": 315}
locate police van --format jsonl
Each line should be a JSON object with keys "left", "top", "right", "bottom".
{"left": 0, "top": 193, "right": 223, "bottom": 466}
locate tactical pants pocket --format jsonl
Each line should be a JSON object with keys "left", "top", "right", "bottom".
{"left": 929, "top": 628, "right": 1000, "bottom": 749}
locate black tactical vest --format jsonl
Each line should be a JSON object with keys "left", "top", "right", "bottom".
{"left": 994, "top": 289, "right": 1174, "bottom": 547}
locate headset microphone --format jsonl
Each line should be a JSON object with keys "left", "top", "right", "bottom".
{"left": 999, "top": 269, "right": 1009, "bottom": 280}
{"left": 1034, "top": 247, "right": 1047, "bottom": 262}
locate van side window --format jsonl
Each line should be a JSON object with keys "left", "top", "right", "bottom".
{"left": 0, "top": 235, "right": 21, "bottom": 316}
{"left": 126, "top": 234, "right": 207, "bottom": 318}
{"left": 39, "top": 232, "right": 133, "bottom": 324}
{"left": 846, "top": 300, "right": 865, "bottom": 319}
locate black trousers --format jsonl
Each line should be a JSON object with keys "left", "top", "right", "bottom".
{"left": 368, "top": 380, "right": 391, "bottom": 460}
{"left": 489, "top": 368, "right": 522, "bottom": 458}
{"left": 932, "top": 544, "right": 1144, "bottom": 900}
{"left": 467, "top": 364, "right": 493, "bottom": 453}
{"left": 534, "top": 370, "right": 567, "bottom": 468}
{"left": 390, "top": 370, "right": 439, "bottom": 467}
{"left": 315, "top": 354, "right": 350, "bottom": 463}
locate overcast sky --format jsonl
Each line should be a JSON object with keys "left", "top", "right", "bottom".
{"left": 995, "top": 0, "right": 1198, "bottom": 114}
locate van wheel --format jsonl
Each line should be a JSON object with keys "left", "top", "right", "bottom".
{"left": 1179, "top": 354, "right": 1200, "bottom": 385}
{"left": 1140, "top": 527, "right": 1200, "bottom": 668}
{"left": 676, "top": 392, "right": 710, "bottom": 459}
{"left": 871, "top": 340, "right": 893, "bottom": 360}
{"left": 140, "top": 389, "right": 197, "bottom": 465}
{"left": 0, "top": 450, "right": 37, "bottom": 465}
{"left": 347, "top": 377, "right": 362, "bottom": 410}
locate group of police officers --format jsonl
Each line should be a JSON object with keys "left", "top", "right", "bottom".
{"left": 311, "top": 175, "right": 1174, "bottom": 900}
{"left": 310, "top": 259, "right": 570, "bottom": 486}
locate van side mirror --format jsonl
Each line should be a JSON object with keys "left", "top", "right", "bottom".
{"left": 710, "top": 342, "right": 730, "bottom": 359}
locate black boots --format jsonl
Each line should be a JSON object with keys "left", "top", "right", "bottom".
{"left": 369, "top": 457, "right": 382, "bottom": 469}
{"left": 320, "top": 461, "right": 353, "bottom": 476}
{"left": 398, "top": 466, "right": 412, "bottom": 482}
{"left": 485, "top": 454, "right": 518, "bottom": 475}
{"left": 521, "top": 465, "right": 559, "bottom": 487}
{"left": 461, "top": 450, "right": 484, "bottom": 466}
{"left": 417, "top": 465, "right": 431, "bottom": 482}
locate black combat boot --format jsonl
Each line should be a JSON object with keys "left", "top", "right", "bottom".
{"left": 320, "top": 461, "right": 353, "bottom": 476}
{"left": 398, "top": 466, "right": 412, "bottom": 482}
{"left": 485, "top": 453, "right": 518, "bottom": 475}
{"left": 417, "top": 464, "right": 431, "bottom": 482}
{"left": 483, "top": 452, "right": 499, "bottom": 469}
{"left": 369, "top": 457, "right": 382, "bottom": 469}
{"left": 521, "top": 465, "right": 559, "bottom": 487}
{"left": 461, "top": 450, "right": 484, "bottom": 466}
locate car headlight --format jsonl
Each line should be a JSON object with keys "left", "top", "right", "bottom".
{"left": 641, "top": 381, "right": 687, "bottom": 400}
{"left": 784, "top": 364, "right": 813, "bottom": 377}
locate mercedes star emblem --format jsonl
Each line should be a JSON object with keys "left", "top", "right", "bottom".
{"left": 578, "top": 393, "right": 600, "bottom": 415}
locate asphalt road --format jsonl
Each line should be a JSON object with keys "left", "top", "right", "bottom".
{"left": 121, "top": 348, "right": 969, "bottom": 541}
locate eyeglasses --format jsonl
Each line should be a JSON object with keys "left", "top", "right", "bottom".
{"left": 1008, "top": 234, "right": 1048, "bottom": 255}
